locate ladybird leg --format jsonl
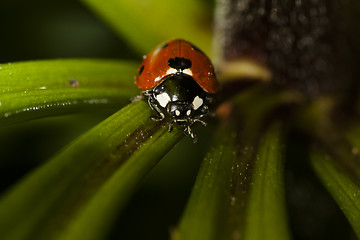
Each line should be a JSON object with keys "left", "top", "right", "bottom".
{"left": 169, "top": 121, "right": 174, "bottom": 132}
{"left": 185, "top": 125, "right": 198, "bottom": 143}
{"left": 193, "top": 118, "right": 207, "bottom": 127}
{"left": 147, "top": 95, "right": 165, "bottom": 121}
{"left": 142, "top": 90, "right": 152, "bottom": 97}
{"left": 183, "top": 126, "right": 189, "bottom": 135}
{"left": 143, "top": 90, "right": 165, "bottom": 120}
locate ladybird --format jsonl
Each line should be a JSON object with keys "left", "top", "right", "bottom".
{"left": 135, "top": 39, "right": 220, "bottom": 139}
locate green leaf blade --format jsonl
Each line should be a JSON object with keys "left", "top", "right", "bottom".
{"left": 0, "top": 100, "right": 184, "bottom": 240}
{"left": 311, "top": 150, "right": 360, "bottom": 238}
{"left": 58, "top": 120, "right": 183, "bottom": 240}
{"left": 244, "top": 124, "right": 290, "bottom": 240}
{"left": 174, "top": 122, "right": 291, "bottom": 240}
{"left": 0, "top": 59, "right": 139, "bottom": 123}
{"left": 173, "top": 122, "right": 290, "bottom": 240}
{"left": 175, "top": 124, "right": 237, "bottom": 240}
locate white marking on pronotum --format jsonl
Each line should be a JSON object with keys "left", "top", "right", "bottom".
{"left": 154, "top": 76, "right": 162, "bottom": 82}
{"left": 166, "top": 68, "right": 178, "bottom": 75}
{"left": 183, "top": 68, "right": 193, "bottom": 76}
{"left": 156, "top": 92, "right": 171, "bottom": 108}
{"left": 175, "top": 110, "right": 181, "bottom": 116}
{"left": 192, "top": 96, "right": 203, "bottom": 110}
{"left": 186, "top": 109, "right": 191, "bottom": 116}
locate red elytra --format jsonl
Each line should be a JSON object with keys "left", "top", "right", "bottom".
{"left": 135, "top": 39, "right": 219, "bottom": 94}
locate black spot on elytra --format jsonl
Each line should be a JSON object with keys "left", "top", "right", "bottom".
{"left": 191, "top": 44, "right": 204, "bottom": 54}
{"left": 168, "top": 57, "right": 192, "bottom": 70}
{"left": 138, "top": 65, "right": 144, "bottom": 76}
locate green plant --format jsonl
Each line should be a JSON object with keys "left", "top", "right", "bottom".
{"left": 0, "top": 1, "right": 359, "bottom": 240}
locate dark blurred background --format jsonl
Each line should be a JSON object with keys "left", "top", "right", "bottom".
{"left": 0, "top": 0, "right": 138, "bottom": 63}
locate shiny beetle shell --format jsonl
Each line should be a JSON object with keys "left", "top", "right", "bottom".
{"left": 135, "top": 39, "right": 219, "bottom": 93}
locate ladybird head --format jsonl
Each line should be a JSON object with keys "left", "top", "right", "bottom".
{"left": 167, "top": 102, "right": 193, "bottom": 123}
